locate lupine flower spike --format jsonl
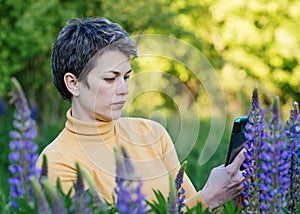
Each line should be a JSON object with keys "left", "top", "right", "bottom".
{"left": 114, "top": 146, "right": 147, "bottom": 213}
{"left": 80, "top": 167, "right": 107, "bottom": 212}
{"left": 285, "top": 101, "right": 300, "bottom": 212}
{"left": 40, "top": 178, "right": 67, "bottom": 214}
{"left": 174, "top": 161, "right": 187, "bottom": 214}
{"left": 168, "top": 174, "right": 177, "bottom": 214}
{"left": 168, "top": 160, "right": 187, "bottom": 214}
{"left": 69, "top": 163, "right": 91, "bottom": 214}
{"left": 70, "top": 163, "right": 107, "bottom": 213}
{"left": 30, "top": 177, "right": 51, "bottom": 214}
{"left": 39, "top": 154, "right": 48, "bottom": 180}
{"left": 259, "top": 96, "right": 290, "bottom": 212}
{"left": 243, "top": 87, "right": 266, "bottom": 211}
{"left": 8, "top": 77, "right": 40, "bottom": 209}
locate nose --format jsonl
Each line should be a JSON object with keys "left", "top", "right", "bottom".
{"left": 116, "top": 80, "right": 129, "bottom": 95}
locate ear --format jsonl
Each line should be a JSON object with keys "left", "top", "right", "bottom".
{"left": 64, "top": 73, "right": 80, "bottom": 96}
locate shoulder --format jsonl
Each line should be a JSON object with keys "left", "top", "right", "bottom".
{"left": 38, "top": 128, "right": 78, "bottom": 159}
{"left": 37, "top": 129, "right": 86, "bottom": 169}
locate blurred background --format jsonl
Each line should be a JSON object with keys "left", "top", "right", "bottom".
{"left": 1, "top": 0, "right": 300, "bottom": 200}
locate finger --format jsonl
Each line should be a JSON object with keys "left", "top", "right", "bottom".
{"left": 229, "top": 184, "right": 244, "bottom": 199}
{"left": 232, "top": 174, "right": 245, "bottom": 189}
{"left": 236, "top": 171, "right": 246, "bottom": 182}
{"left": 230, "top": 148, "right": 246, "bottom": 172}
{"left": 232, "top": 181, "right": 245, "bottom": 195}
{"left": 234, "top": 188, "right": 244, "bottom": 198}
{"left": 218, "top": 164, "right": 225, "bottom": 169}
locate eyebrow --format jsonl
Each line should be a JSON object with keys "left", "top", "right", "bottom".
{"left": 106, "top": 69, "right": 132, "bottom": 75}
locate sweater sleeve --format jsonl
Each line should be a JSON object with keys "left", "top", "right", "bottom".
{"left": 160, "top": 128, "right": 208, "bottom": 210}
{"left": 182, "top": 175, "right": 208, "bottom": 210}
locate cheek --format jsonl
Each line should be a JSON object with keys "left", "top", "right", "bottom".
{"left": 98, "top": 82, "right": 118, "bottom": 94}
{"left": 90, "top": 80, "right": 118, "bottom": 100}
{"left": 95, "top": 86, "right": 116, "bottom": 102}
{"left": 91, "top": 82, "right": 110, "bottom": 95}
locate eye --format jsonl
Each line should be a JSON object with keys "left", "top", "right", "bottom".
{"left": 124, "top": 75, "right": 130, "bottom": 80}
{"left": 104, "top": 77, "right": 116, "bottom": 82}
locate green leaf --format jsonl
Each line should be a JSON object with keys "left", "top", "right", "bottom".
{"left": 168, "top": 174, "right": 177, "bottom": 208}
{"left": 12, "top": 198, "right": 35, "bottom": 214}
{"left": 146, "top": 189, "right": 168, "bottom": 214}
{"left": 55, "top": 177, "right": 73, "bottom": 210}
{"left": 185, "top": 202, "right": 213, "bottom": 214}
{"left": 221, "top": 200, "right": 242, "bottom": 214}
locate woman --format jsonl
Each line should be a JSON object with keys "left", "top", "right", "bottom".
{"left": 37, "top": 17, "right": 246, "bottom": 211}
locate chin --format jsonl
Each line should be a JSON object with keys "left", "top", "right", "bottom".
{"left": 95, "top": 111, "right": 121, "bottom": 122}
{"left": 109, "top": 111, "right": 122, "bottom": 121}
{"left": 111, "top": 114, "right": 122, "bottom": 121}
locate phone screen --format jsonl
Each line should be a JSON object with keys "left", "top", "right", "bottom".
{"left": 225, "top": 116, "right": 248, "bottom": 168}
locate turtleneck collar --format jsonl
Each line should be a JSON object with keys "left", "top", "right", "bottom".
{"left": 65, "top": 109, "right": 116, "bottom": 142}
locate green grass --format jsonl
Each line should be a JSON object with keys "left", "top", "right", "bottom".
{"left": 0, "top": 112, "right": 13, "bottom": 213}
{"left": 181, "top": 118, "right": 232, "bottom": 190}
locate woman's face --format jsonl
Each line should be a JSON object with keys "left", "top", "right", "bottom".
{"left": 72, "top": 50, "right": 132, "bottom": 122}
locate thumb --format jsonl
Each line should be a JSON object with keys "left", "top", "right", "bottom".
{"left": 230, "top": 148, "right": 246, "bottom": 171}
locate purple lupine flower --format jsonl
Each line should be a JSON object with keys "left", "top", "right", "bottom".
{"left": 174, "top": 161, "right": 187, "bottom": 214}
{"left": 8, "top": 78, "right": 40, "bottom": 209}
{"left": 39, "top": 155, "right": 48, "bottom": 180}
{"left": 167, "top": 174, "right": 181, "bottom": 214}
{"left": 30, "top": 103, "right": 39, "bottom": 121}
{"left": 70, "top": 190, "right": 92, "bottom": 214}
{"left": 30, "top": 177, "right": 52, "bottom": 214}
{"left": 242, "top": 88, "right": 267, "bottom": 211}
{"left": 79, "top": 166, "right": 107, "bottom": 213}
{"left": 40, "top": 178, "right": 67, "bottom": 214}
{"left": 71, "top": 164, "right": 107, "bottom": 213}
{"left": 114, "top": 146, "right": 147, "bottom": 214}
{"left": 0, "top": 97, "right": 6, "bottom": 115}
{"left": 259, "top": 96, "right": 290, "bottom": 212}
{"left": 70, "top": 163, "right": 91, "bottom": 214}
{"left": 285, "top": 101, "right": 300, "bottom": 212}
{"left": 168, "top": 174, "right": 177, "bottom": 214}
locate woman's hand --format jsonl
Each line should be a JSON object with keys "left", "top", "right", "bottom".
{"left": 200, "top": 149, "right": 246, "bottom": 211}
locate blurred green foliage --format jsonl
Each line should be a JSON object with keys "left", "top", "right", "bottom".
{"left": 1, "top": 0, "right": 300, "bottom": 202}
{"left": 1, "top": 0, "right": 299, "bottom": 120}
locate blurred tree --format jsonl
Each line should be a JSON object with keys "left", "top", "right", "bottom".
{"left": 1, "top": 0, "right": 299, "bottom": 122}
{"left": 0, "top": 0, "right": 102, "bottom": 123}
{"left": 201, "top": 0, "right": 300, "bottom": 117}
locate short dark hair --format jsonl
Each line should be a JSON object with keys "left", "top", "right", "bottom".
{"left": 52, "top": 17, "right": 137, "bottom": 101}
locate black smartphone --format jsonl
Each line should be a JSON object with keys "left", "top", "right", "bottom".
{"left": 225, "top": 116, "right": 248, "bottom": 168}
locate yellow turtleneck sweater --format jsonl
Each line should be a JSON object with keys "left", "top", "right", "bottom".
{"left": 37, "top": 109, "right": 207, "bottom": 209}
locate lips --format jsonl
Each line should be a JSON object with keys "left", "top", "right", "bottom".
{"left": 111, "top": 101, "right": 125, "bottom": 108}
{"left": 112, "top": 101, "right": 125, "bottom": 105}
